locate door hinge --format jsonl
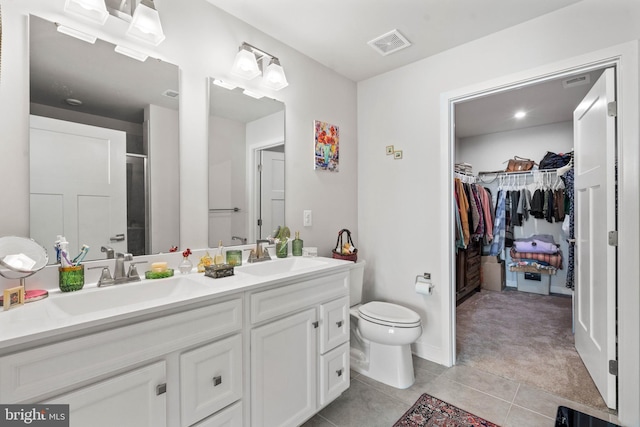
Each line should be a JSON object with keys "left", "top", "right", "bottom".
{"left": 609, "top": 360, "right": 618, "bottom": 376}
{"left": 312, "top": 321, "right": 319, "bottom": 329}
{"left": 608, "top": 230, "right": 618, "bottom": 246}
{"left": 608, "top": 101, "right": 617, "bottom": 117}
{"left": 257, "top": 219, "right": 262, "bottom": 226}
{"left": 257, "top": 164, "right": 263, "bottom": 172}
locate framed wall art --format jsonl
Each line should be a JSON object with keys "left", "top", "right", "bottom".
{"left": 314, "top": 120, "right": 339, "bottom": 172}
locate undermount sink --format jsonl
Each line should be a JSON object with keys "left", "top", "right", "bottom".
{"left": 48, "top": 276, "right": 203, "bottom": 316}
{"left": 236, "top": 257, "right": 328, "bottom": 276}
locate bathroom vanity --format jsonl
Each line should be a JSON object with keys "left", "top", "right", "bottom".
{"left": 0, "top": 257, "right": 352, "bottom": 427}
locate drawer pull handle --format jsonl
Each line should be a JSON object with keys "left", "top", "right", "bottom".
{"left": 336, "top": 320, "right": 343, "bottom": 328}
{"left": 312, "top": 321, "right": 319, "bottom": 329}
{"left": 336, "top": 369, "right": 343, "bottom": 377}
{"left": 156, "top": 383, "right": 167, "bottom": 395}
{"left": 213, "top": 376, "right": 222, "bottom": 387}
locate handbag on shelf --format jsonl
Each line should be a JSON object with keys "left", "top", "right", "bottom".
{"left": 332, "top": 229, "right": 358, "bottom": 262}
{"left": 505, "top": 156, "right": 536, "bottom": 172}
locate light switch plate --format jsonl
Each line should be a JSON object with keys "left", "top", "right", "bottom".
{"left": 303, "top": 210, "right": 312, "bottom": 227}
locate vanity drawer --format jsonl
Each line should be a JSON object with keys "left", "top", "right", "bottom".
{"left": 319, "top": 342, "right": 350, "bottom": 406}
{"left": 250, "top": 272, "right": 348, "bottom": 324}
{"left": 180, "top": 334, "right": 243, "bottom": 427}
{"left": 0, "top": 298, "right": 242, "bottom": 403}
{"left": 192, "top": 401, "right": 243, "bottom": 427}
{"left": 319, "top": 296, "right": 349, "bottom": 354}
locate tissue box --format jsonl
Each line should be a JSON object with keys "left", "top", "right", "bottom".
{"left": 481, "top": 256, "right": 505, "bottom": 292}
{"left": 204, "top": 264, "right": 234, "bottom": 279}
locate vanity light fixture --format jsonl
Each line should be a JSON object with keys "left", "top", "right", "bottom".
{"left": 262, "top": 58, "right": 288, "bottom": 91}
{"left": 125, "top": 0, "right": 166, "bottom": 46}
{"left": 231, "top": 44, "right": 261, "bottom": 80}
{"left": 63, "top": 0, "right": 109, "bottom": 25}
{"left": 231, "top": 42, "right": 289, "bottom": 90}
{"left": 114, "top": 44, "right": 149, "bottom": 62}
{"left": 56, "top": 24, "right": 97, "bottom": 44}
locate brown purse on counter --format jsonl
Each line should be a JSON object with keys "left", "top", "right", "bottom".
{"left": 505, "top": 156, "right": 535, "bottom": 172}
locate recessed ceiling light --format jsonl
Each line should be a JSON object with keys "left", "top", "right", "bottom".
{"left": 514, "top": 111, "right": 526, "bottom": 119}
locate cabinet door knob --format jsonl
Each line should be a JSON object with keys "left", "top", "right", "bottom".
{"left": 213, "top": 376, "right": 222, "bottom": 386}
{"left": 336, "top": 320, "right": 343, "bottom": 328}
{"left": 156, "top": 383, "right": 167, "bottom": 395}
{"left": 336, "top": 369, "right": 343, "bottom": 377}
{"left": 312, "top": 321, "right": 319, "bottom": 329}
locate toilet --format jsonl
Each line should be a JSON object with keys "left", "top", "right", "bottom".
{"left": 349, "top": 260, "right": 422, "bottom": 389}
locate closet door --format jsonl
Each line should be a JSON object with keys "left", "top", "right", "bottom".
{"left": 573, "top": 67, "right": 617, "bottom": 409}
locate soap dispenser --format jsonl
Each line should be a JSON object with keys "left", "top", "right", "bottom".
{"left": 292, "top": 231, "right": 303, "bottom": 256}
{"left": 214, "top": 240, "right": 225, "bottom": 265}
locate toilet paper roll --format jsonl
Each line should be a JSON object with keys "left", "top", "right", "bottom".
{"left": 415, "top": 276, "right": 433, "bottom": 295}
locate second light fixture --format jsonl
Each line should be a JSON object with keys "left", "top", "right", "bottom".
{"left": 230, "top": 42, "right": 289, "bottom": 90}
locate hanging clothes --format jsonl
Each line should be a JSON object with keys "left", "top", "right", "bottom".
{"left": 454, "top": 178, "right": 471, "bottom": 248}
{"left": 489, "top": 190, "right": 506, "bottom": 256}
{"left": 561, "top": 169, "right": 575, "bottom": 289}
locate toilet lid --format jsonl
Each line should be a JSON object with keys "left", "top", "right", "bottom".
{"left": 358, "top": 301, "right": 421, "bottom": 327}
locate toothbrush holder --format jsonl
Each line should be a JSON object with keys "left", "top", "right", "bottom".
{"left": 59, "top": 265, "right": 85, "bottom": 292}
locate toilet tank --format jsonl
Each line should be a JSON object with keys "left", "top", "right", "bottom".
{"left": 349, "top": 260, "right": 366, "bottom": 306}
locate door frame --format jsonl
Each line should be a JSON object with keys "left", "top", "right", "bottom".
{"left": 246, "top": 139, "right": 285, "bottom": 243}
{"left": 440, "top": 41, "right": 639, "bottom": 422}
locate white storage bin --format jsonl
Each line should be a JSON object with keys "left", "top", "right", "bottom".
{"left": 516, "top": 272, "right": 551, "bottom": 295}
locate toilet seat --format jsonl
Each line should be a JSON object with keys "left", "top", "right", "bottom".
{"left": 358, "top": 301, "right": 421, "bottom": 328}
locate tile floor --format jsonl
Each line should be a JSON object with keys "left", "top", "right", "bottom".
{"left": 302, "top": 356, "right": 619, "bottom": 427}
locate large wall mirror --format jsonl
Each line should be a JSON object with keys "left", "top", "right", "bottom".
{"left": 29, "top": 15, "right": 179, "bottom": 263}
{"left": 208, "top": 79, "right": 285, "bottom": 247}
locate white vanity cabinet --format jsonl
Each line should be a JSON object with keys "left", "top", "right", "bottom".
{"left": 47, "top": 361, "right": 167, "bottom": 427}
{"left": 0, "top": 297, "right": 243, "bottom": 427}
{"left": 248, "top": 272, "right": 350, "bottom": 427}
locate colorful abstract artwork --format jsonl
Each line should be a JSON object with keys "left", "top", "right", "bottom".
{"left": 314, "top": 120, "right": 339, "bottom": 172}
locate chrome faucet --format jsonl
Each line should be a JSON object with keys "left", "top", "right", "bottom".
{"left": 232, "top": 235, "right": 247, "bottom": 244}
{"left": 101, "top": 245, "right": 115, "bottom": 259}
{"left": 89, "top": 254, "right": 147, "bottom": 287}
{"left": 114, "top": 252, "right": 133, "bottom": 280}
{"left": 248, "top": 239, "right": 272, "bottom": 263}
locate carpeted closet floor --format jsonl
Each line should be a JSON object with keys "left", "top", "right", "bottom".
{"left": 456, "top": 289, "right": 607, "bottom": 411}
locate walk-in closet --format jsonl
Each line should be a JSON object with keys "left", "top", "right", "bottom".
{"left": 451, "top": 67, "right": 612, "bottom": 412}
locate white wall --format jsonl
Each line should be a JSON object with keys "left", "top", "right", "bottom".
{"left": 457, "top": 121, "right": 573, "bottom": 173}
{"left": 147, "top": 104, "right": 180, "bottom": 253}
{"left": 458, "top": 121, "right": 574, "bottom": 294}
{"left": 0, "top": 0, "right": 357, "bottom": 256}
{"left": 208, "top": 115, "right": 245, "bottom": 246}
{"left": 358, "top": 1, "right": 640, "bottom": 424}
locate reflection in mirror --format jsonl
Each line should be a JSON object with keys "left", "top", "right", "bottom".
{"left": 208, "top": 79, "right": 285, "bottom": 247}
{"left": 29, "top": 16, "right": 179, "bottom": 263}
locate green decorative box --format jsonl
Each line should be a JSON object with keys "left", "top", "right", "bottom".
{"left": 145, "top": 269, "right": 175, "bottom": 279}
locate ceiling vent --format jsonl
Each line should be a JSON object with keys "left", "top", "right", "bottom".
{"left": 368, "top": 29, "right": 411, "bottom": 56}
{"left": 162, "top": 89, "right": 180, "bottom": 98}
{"left": 562, "top": 74, "right": 591, "bottom": 89}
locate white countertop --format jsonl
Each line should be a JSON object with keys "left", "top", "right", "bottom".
{"left": 0, "top": 257, "right": 353, "bottom": 354}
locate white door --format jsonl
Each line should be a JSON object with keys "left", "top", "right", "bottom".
{"left": 30, "top": 116, "right": 127, "bottom": 260}
{"left": 258, "top": 149, "right": 285, "bottom": 239}
{"left": 250, "top": 308, "right": 317, "bottom": 427}
{"left": 573, "top": 67, "right": 617, "bottom": 409}
{"left": 46, "top": 361, "right": 166, "bottom": 427}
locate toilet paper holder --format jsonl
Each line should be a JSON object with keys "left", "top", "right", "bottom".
{"left": 415, "top": 272, "right": 434, "bottom": 295}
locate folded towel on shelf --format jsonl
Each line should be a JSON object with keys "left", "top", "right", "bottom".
{"left": 510, "top": 246, "right": 563, "bottom": 269}
{"left": 513, "top": 239, "right": 559, "bottom": 254}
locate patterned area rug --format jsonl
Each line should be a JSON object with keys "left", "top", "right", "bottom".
{"left": 393, "top": 393, "right": 499, "bottom": 427}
